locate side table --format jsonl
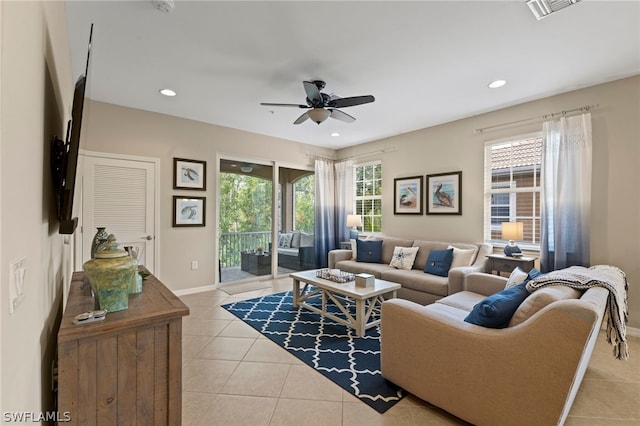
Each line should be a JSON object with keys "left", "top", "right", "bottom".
{"left": 241, "top": 252, "right": 272, "bottom": 275}
{"left": 486, "top": 254, "right": 537, "bottom": 276}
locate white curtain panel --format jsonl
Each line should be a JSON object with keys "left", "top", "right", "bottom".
{"left": 540, "top": 113, "right": 592, "bottom": 272}
{"left": 335, "top": 160, "right": 354, "bottom": 244}
{"left": 314, "top": 158, "right": 336, "bottom": 268}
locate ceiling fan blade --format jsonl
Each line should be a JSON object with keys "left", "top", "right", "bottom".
{"left": 260, "top": 102, "right": 308, "bottom": 108}
{"left": 328, "top": 95, "right": 375, "bottom": 108}
{"left": 303, "top": 81, "right": 323, "bottom": 105}
{"left": 293, "top": 112, "right": 309, "bottom": 125}
{"left": 329, "top": 109, "right": 356, "bottom": 123}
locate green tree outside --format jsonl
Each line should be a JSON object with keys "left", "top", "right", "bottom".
{"left": 219, "top": 173, "right": 272, "bottom": 232}
{"left": 293, "top": 174, "right": 314, "bottom": 232}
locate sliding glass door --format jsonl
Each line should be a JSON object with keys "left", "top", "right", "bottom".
{"left": 218, "top": 159, "right": 273, "bottom": 283}
{"left": 218, "top": 159, "right": 315, "bottom": 283}
{"left": 274, "top": 167, "right": 315, "bottom": 274}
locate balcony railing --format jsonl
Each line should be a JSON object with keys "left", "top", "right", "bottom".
{"left": 219, "top": 231, "right": 272, "bottom": 268}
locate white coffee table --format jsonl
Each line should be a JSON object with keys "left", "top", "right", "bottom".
{"left": 290, "top": 269, "right": 401, "bottom": 337}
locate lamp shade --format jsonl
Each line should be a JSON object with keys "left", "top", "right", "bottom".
{"left": 501, "top": 222, "right": 524, "bottom": 241}
{"left": 346, "top": 215, "right": 362, "bottom": 227}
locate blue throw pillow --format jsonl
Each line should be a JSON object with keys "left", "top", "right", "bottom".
{"left": 464, "top": 283, "right": 530, "bottom": 328}
{"left": 424, "top": 248, "right": 454, "bottom": 277}
{"left": 527, "top": 268, "right": 542, "bottom": 281}
{"left": 356, "top": 240, "right": 383, "bottom": 263}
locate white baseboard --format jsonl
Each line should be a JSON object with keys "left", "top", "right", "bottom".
{"left": 173, "top": 284, "right": 216, "bottom": 297}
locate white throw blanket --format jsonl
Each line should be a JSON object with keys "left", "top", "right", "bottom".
{"left": 526, "top": 265, "right": 629, "bottom": 360}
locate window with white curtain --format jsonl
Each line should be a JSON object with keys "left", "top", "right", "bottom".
{"left": 484, "top": 133, "right": 542, "bottom": 248}
{"left": 353, "top": 161, "right": 382, "bottom": 233}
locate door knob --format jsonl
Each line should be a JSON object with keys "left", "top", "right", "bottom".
{"left": 142, "top": 235, "right": 153, "bottom": 240}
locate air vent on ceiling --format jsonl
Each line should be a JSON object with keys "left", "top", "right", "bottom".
{"left": 526, "top": 0, "right": 581, "bottom": 20}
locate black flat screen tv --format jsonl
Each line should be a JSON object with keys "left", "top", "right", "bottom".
{"left": 51, "top": 24, "right": 92, "bottom": 234}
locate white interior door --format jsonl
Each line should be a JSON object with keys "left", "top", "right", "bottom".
{"left": 81, "top": 152, "right": 157, "bottom": 273}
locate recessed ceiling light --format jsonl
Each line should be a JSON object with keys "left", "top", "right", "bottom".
{"left": 331, "top": 132, "right": 340, "bottom": 137}
{"left": 159, "top": 88, "right": 176, "bottom": 97}
{"left": 488, "top": 79, "right": 507, "bottom": 89}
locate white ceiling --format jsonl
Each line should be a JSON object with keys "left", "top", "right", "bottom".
{"left": 65, "top": 1, "right": 640, "bottom": 149}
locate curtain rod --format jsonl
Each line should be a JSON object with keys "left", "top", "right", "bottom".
{"left": 342, "top": 146, "right": 396, "bottom": 161}
{"left": 306, "top": 153, "right": 335, "bottom": 162}
{"left": 307, "top": 146, "right": 396, "bottom": 162}
{"left": 473, "top": 104, "right": 599, "bottom": 134}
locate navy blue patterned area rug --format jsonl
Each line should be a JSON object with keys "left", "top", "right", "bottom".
{"left": 221, "top": 290, "right": 405, "bottom": 413}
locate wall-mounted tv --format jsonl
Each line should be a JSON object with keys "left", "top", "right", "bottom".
{"left": 51, "top": 24, "right": 93, "bottom": 235}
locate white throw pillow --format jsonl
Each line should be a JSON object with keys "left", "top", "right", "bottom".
{"left": 290, "top": 231, "right": 302, "bottom": 248}
{"left": 278, "top": 233, "right": 293, "bottom": 248}
{"left": 299, "top": 232, "right": 314, "bottom": 247}
{"left": 505, "top": 267, "right": 529, "bottom": 289}
{"left": 389, "top": 246, "right": 420, "bottom": 270}
{"left": 448, "top": 245, "right": 477, "bottom": 268}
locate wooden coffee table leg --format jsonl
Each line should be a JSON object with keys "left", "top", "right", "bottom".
{"left": 355, "top": 298, "right": 365, "bottom": 337}
{"left": 292, "top": 278, "right": 300, "bottom": 307}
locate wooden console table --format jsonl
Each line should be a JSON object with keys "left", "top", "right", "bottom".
{"left": 57, "top": 270, "right": 189, "bottom": 425}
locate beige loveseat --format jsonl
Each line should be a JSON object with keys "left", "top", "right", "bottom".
{"left": 381, "top": 271, "right": 612, "bottom": 426}
{"left": 328, "top": 236, "right": 492, "bottom": 304}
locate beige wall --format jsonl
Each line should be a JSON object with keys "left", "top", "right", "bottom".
{"left": 83, "top": 77, "right": 640, "bottom": 328}
{"left": 81, "top": 101, "right": 334, "bottom": 292}
{"left": 1, "top": 0, "right": 73, "bottom": 416}
{"left": 338, "top": 76, "right": 640, "bottom": 328}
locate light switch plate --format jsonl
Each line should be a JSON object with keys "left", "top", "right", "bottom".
{"left": 9, "top": 257, "right": 26, "bottom": 314}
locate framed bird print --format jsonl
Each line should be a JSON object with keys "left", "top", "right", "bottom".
{"left": 426, "top": 171, "right": 462, "bottom": 215}
{"left": 174, "top": 158, "right": 206, "bottom": 190}
{"left": 394, "top": 176, "right": 423, "bottom": 214}
{"left": 173, "top": 196, "right": 206, "bottom": 227}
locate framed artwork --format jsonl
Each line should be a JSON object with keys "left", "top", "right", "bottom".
{"left": 426, "top": 171, "right": 462, "bottom": 215}
{"left": 174, "top": 158, "right": 206, "bottom": 190}
{"left": 173, "top": 196, "right": 206, "bottom": 227}
{"left": 394, "top": 176, "right": 423, "bottom": 214}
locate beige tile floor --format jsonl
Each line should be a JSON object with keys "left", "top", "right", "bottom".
{"left": 180, "top": 278, "right": 640, "bottom": 425}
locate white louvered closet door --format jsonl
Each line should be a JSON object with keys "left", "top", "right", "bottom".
{"left": 82, "top": 154, "right": 156, "bottom": 273}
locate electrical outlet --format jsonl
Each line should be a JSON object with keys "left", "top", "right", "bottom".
{"left": 191, "top": 260, "right": 198, "bottom": 270}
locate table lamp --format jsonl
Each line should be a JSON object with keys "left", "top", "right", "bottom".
{"left": 501, "top": 222, "right": 523, "bottom": 257}
{"left": 346, "top": 215, "right": 362, "bottom": 240}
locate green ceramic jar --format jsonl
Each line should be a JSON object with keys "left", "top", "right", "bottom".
{"left": 83, "top": 235, "right": 136, "bottom": 312}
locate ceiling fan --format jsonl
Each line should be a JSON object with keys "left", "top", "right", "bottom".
{"left": 260, "top": 80, "right": 375, "bottom": 125}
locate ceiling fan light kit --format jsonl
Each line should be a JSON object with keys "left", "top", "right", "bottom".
{"left": 307, "top": 108, "right": 331, "bottom": 124}
{"left": 261, "top": 80, "right": 374, "bottom": 126}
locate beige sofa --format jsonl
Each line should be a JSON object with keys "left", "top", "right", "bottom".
{"left": 328, "top": 236, "right": 492, "bottom": 304}
{"left": 381, "top": 272, "right": 611, "bottom": 426}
